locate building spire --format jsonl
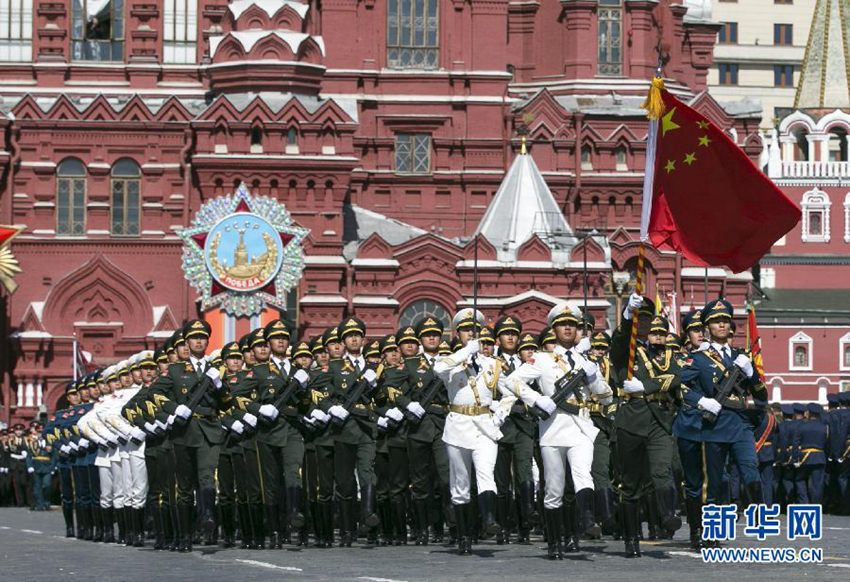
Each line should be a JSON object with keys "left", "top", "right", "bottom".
{"left": 794, "top": 0, "right": 850, "bottom": 108}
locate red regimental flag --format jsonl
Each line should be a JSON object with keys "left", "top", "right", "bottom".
{"left": 646, "top": 90, "right": 800, "bottom": 273}
{"left": 747, "top": 303, "right": 766, "bottom": 380}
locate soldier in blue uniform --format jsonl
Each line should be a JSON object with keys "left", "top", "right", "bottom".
{"left": 793, "top": 403, "right": 829, "bottom": 504}
{"left": 44, "top": 382, "right": 80, "bottom": 536}
{"left": 680, "top": 309, "right": 704, "bottom": 352}
{"left": 675, "top": 299, "right": 767, "bottom": 548}
{"left": 754, "top": 403, "right": 780, "bottom": 505}
{"left": 775, "top": 404, "right": 795, "bottom": 506}
{"left": 825, "top": 393, "right": 845, "bottom": 513}
{"left": 837, "top": 392, "right": 850, "bottom": 513}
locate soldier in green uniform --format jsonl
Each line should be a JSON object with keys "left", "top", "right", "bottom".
{"left": 325, "top": 317, "right": 380, "bottom": 546}
{"left": 373, "top": 334, "right": 410, "bottom": 545}
{"left": 396, "top": 316, "right": 452, "bottom": 546}
{"left": 586, "top": 331, "right": 620, "bottom": 537}
{"left": 150, "top": 319, "right": 230, "bottom": 552}
{"left": 610, "top": 304, "right": 684, "bottom": 558}
{"left": 301, "top": 336, "right": 327, "bottom": 547}
{"left": 493, "top": 315, "right": 537, "bottom": 544}
{"left": 251, "top": 320, "right": 310, "bottom": 548}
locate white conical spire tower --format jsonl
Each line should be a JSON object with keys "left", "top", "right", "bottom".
{"left": 795, "top": 0, "right": 850, "bottom": 108}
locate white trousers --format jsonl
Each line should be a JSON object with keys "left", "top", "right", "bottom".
{"left": 121, "top": 455, "right": 148, "bottom": 509}
{"left": 99, "top": 462, "right": 125, "bottom": 509}
{"left": 540, "top": 442, "right": 594, "bottom": 510}
{"left": 447, "top": 440, "right": 498, "bottom": 504}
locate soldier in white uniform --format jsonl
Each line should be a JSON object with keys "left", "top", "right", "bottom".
{"left": 433, "top": 309, "right": 516, "bottom": 555}
{"left": 501, "top": 302, "right": 613, "bottom": 559}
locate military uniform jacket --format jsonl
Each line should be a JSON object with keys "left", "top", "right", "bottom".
{"left": 826, "top": 409, "right": 846, "bottom": 462}
{"left": 396, "top": 354, "right": 449, "bottom": 444}
{"left": 794, "top": 419, "right": 828, "bottom": 466}
{"left": 123, "top": 383, "right": 172, "bottom": 454}
{"left": 253, "top": 360, "right": 306, "bottom": 447}
{"left": 152, "top": 360, "right": 229, "bottom": 447}
{"left": 495, "top": 353, "right": 536, "bottom": 444}
{"left": 70, "top": 403, "right": 96, "bottom": 466}
{"left": 674, "top": 345, "right": 767, "bottom": 443}
{"left": 589, "top": 354, "right": 619, "bottom": 437}
{"left": 373, "top": 364, "right": 410, "bottom": 450}
{"left": 218, "top": 370, "right": 257, "bottom": 454}
{"left": 326, "top": 357, "right": 378, "bottom": 445}
{"left": 503, "top": 346, "right": 611, "bottom": 447}
{"left": 26, "top": 438, "right": 54, "bottom": 474}
{"left": 307, "top": 365, "right": 336, "bottom": 447}
{"left": 434, "top": 349, "right": 516, "bottom": 449}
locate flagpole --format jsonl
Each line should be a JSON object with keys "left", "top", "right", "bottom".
{"left": 72, "top": 333, "right": 78, "bottom": 381}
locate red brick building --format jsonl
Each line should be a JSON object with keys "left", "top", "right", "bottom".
{"left": 0, "top": 0, "right": 764, "bottom": 423}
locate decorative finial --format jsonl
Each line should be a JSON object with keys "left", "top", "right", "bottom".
{"left": 521, "top": 135, "right": 527, "bottom": 155}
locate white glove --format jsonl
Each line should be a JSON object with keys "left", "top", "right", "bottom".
{"left": 492, "top": 408, "right": 508, "bottom": 428}
{"left": 464, "top": 339, "right": 480, "bottom": 357}
{"left": 377, "top": 417, "right": 389, "bottom": 429}
{"left": 363, "top": 369, "right": 377, "bottom": 385}
{"left": 293, "top": 369, "right": 310, "bottom": 386}
{"left": 242, "top": 413, "right": 258, "bottom": 428}
{"left": 310, "top": 409, "right": 331, "bottom": 424}
{"left": 386, "top": 407, "right": 404, "bottom": 423}
{"left": 406, "top": 402, "right": 426, "bottom": 419}
{"left": 28, "top": 467, "right": 34, "bottom": 474}
{"left": 175, "top": 404, "right": 192, "bottom": 420}
{"left": 78, "top": 438, "right": 90, "bottom": 449}
{"left": 166, "top": 415, "right": 175, "bottom": 426}
{"left": 698, "top": 397, "right": 722, "bottom": 415}
{"left": 488, "top": 400, "right": 501, "bottom": 413}
{"left": 328, "top": 405, "right": 349, "bottom": 421}
{"left": 534, "top": 395, "right": 556, "bottom": 415}
{"left": 130, "top": 427, "right": 146, "bottom": 442}
{"left": 623, "top": 293, "right": 644, "bottom": 320}
{"left": 733, "top": 354, "right": 754, "bottom": 377}
{"left": 105, "top": 434, "right": 119, "bottom": 446}
{"left": 303, "top": 416, "right": 317, "bottom": 427}
{"left": 69, "top": 441, "right": 79, "bottom": 451}
{"left": 581, "top": 359, "right": 599, "bottom": 383}
{"left": 623, "top": 378, "right": 645, "bottom": 394}
{"left": 205, "top": 367, "right": 222, "bottom": 389}
{"left": 231, "top": 420, "right": 244, "bottom": 435}
{"left": 259, "top": 404, "right": 279, "bottom": 420}
{"left": 60, "top": 445, "right": 70, "bottom": 454}
{"left": 154, "top": 420, "right": 167, "bottom": 432}
{"left": 697, "top": 342, "right": 710, "bottom": 352}
{"left": 575, "top": 337, "right": 591, "bottom": 355}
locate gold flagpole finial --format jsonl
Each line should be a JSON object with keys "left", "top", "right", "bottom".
{"left": 520, "top": 135, "right": 527, "bottom": 155}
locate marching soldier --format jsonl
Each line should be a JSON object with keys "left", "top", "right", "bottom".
{"left": 610, "top": 308, "right": 683, "bottom": 558}
{"left": 373, "top": 335, "right": 411, "bottom": 545}
{"left": 793, "top": 403, "right": 828, "bottom": 504}
{"left": 151, "top": 319, "right": 230, "bottom": 552}
{"left": 396, "top": 316, "right": 452, "bottom": 545}
{"left": 492, "top": 315, "right": 536, "bottom": 544}
{"left": 501, "top": 303, "right": 611, "bottom": 559}
{"left": 434, "top": 309, "right": 516, "bottom": 555}
{"left": 44, "top": 382, "right": 80, "bottom": 536}
{"left": 755, "top": 403, "right": 780, "bottom": 506}
{"left": 681, "top": 310, "right": 705, "bottom": 352}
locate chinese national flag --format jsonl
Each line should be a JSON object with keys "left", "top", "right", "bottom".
{"left": 746, "top": 303, "right": 766, "bottom": 380}
{"left": 646, "top": 89, "right": 800, "bottom": 273}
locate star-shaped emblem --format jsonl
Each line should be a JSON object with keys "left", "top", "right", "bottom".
{"left": 665, "top": 159, "right": 676, "bottom": 173}
{"left": 684, "top": 152, "right": 697, "bottom": 166}
{"left": 178, "top": 183, "right": 309, "bottom": 317}
{"left": 662, "top": 107, "right": 680, "bottom": 137}
{"left": 698, "top": 135, "right": 711, "bottom": 147}
{"left": 696, "top": 120, "right": 710, "bottom": 129}
{"left": 0, "top": 224, "right": 25, "bottom": 294}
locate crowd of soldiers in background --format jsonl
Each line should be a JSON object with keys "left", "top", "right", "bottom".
{"left": 0, "top": 299, "right": 848, "bottom": 560}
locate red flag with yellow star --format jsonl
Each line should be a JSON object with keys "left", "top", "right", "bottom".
{"left": 645, "top": 89, "right": 800, "bottom": 273}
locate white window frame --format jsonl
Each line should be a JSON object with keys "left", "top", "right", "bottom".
{"left": 840, "top": 332, "right": 850, "bottom": 372}
{"left": 0, "top": 0, "right": 33, "bottom": 62}
{"left": 163, "top": 0, "right": 197, "bottom": 64}
{"left": 843, "top": 192, "right": 850, "bottom": 243}
{"left": 788, "top": 331, "right": 813, "bottom": 371}
{"left": 760, "top": 267, "right": 776, "bottom": 289}
{"left": 800, "top": 187, "right": 831, "bottom": 243}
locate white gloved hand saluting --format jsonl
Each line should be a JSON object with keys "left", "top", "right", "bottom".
{"left": 406, "top": 402, "right": 426, "bottom": 419}
{"left": 575, "top": 337, "right": 591, "bottom": 355}
{"left": 698, "top": 397, "right": 722, "bottom": 415}
{"left": 259, "top": 404, "right": 279, "bottom": 421}
{"left": 463, "top": 339, "right": 480, "bottom": 358}
{"left": 623, "top": 293, "right": 644, "bottom": 320}
{"left": 733, "top": 354, "right": 754, "bottom": 377}
{"left": 293, "top": 369, "right": 310, "bottom": 386}
{"left": 581, "top": 359, "right": 599, "bottom": 383}
{"left": 623, "top": 378, "right": 645, "bottom": 394}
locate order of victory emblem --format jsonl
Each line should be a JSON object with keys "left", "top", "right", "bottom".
{"left": 178, "top": 183, "right": 309, "bottom": 316}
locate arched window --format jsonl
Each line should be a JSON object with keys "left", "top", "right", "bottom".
{"left": 286, "top": 127, "right": 299, "bottom": 154}
{"left": 111, "top": 159, "right": 140, "bottom": 236}
{"left": 800, "top": 187, "right": 831, "bottom": 243}
{"left": 840, "top": 332, "right": 850, "bottom": 371}
{"left": 581, "top": 145, "right": 593, "bottom": 170}
{"left": 598, "top": 0, "right": 622, "bottom": 76}
{"left": 57, "top": 158, "right": 86, "bottom": 235}
{"left": 250, "top": 126, "right": 263, "bottom": 153}
{"left": 398, "top": 300, "right": 451, "bottom": 338}
{"left": 387, "top": 0, "right": 439, "bottom": 69}
{"left": 615, "top": 146, "right": 627, "bottom": 171}
{"left": 828, "top": 127, "right": 847, "bottom": 162}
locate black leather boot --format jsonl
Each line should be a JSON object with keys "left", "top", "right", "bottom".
{"left": 200, "top": 489, "right": 217, "bottom": 545}
{"left": 562, "top": 503, "right": 580, "bottom": 552}
{"left": 518, "top": 480, "right": 539, "bottom": 527}
{"left": 655, "top": 486, "right": 683, "bottom": 536}
{"left": 623, "top": 501, "right": 642, "bottom": 558}
{"left": 237, "top": 503, "right": 251, "bottom": 549}
{"left": 338, "top": 499, "right": 353, "bottom": 547}
{"left": 220, "top": 503, "right": 235, "bottom": 548}
{"left": 102, "top": 507, "right": 115, "bottom": 544}
{"left": 266, "top": 503, "right": 281, "bottom": 549}
{"left": 320, "top": 501, "right": 335, "bottom": 548}
{"left": 134, "top": 508, "right": 146, "bottom": 547}
{"left": 544, "top": 508, "right": 562, "bottom": 560}
{"left": 391, "top": 497, "right": 407, "bottom": 545}
{"left": 596, "top": 488, "right": 616, "bottom": 536}
{"left": 477, "top": 491, "right": 501, "bottom": 538}
{"left": 250, "top": 502, "right": 266, "bottom": 549}
{"left": 361, "top": 484, "right": 379, "bottom": 528}
{"left": 495, "top": 494, "right": 509, "bottom": 544}
{"left": 151, "top": 503, "right": 164, "bottom": 549}
{"left": 414, "top": 499, "right": 429, "bottom": 545}
{"left": 124, "top": 507, "right": 136, "bottom": 546}
{"left": 91, "top": 506, "right": 103, "bottom": 542}
{"left": 576, "top": 488, "right": 601, "bottom": 538}
{"left": 116, "top": 506, "right": 126, "bottom": 545}
{"left": 454, "top": 502, "right": 471, "bottom": 555}
{"left": 178, "top": 505, "right": 194, "bottom": 553}
{"left": 287, "top": 486, "right": 305, "bottom": 529}
{"left": 685, "top": 496, "right": 703, "bottom": 551}
{"left": 745, "top": 480, "right": 764, "bottom": 506}
{"left": 63, "top": 504, "right": 76, "bottom": 538}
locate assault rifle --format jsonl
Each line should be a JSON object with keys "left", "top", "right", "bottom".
{"left": 534, "top": 369, "right": 588, "bottom": 421}
{"left": 702, "top": 364, "right": 747, "bottom": 424}
{"left": 332, "top": 368, "right": 378, "bottom": 427}
{"left": 403, "top": 375, "right": 445, "bottom": 425}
